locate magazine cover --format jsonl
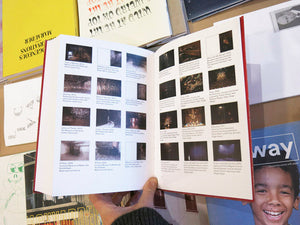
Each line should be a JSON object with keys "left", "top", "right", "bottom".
{"left": 206, "top": 121, "right": 300, "bottom": 225}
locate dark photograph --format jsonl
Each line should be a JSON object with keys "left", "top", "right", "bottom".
{"left": 161, "top": 142, "right": 179, "bottom": 161}
{"left": 154, "top": 189, "right": 166, "bottom": 209}
{"left": 178, "top": 40, "right": 201, "bottom": 64}
{"left": 182, "top": 106, "right": 205, "bottom": 127}
{"left": 137, "top": 83, "right": 147, "bottom": 100}
{"left": 60, "top": 141, "right": 90, "bottom": 161}
{"left": 96, "top": 109, "right": 121, "bottom": 128}
{"left": 208, "top": 65, "right": 236, "bottom": 90}
{"left": 137, "top": 142, "right": 146, "bottom": 160}
{"left": 24, "top": 152, "right": 75, "bottom": 211}
{"left": 126, "top": 111, "right": 146, "bottom": 130}
{"left": 185, "top": 194, "right": 198, "bottom": 212}
{"left": 126, "top": 53, "right": 147, "bottom": 71}
{"left": 62, "top": 107, "right": 90, "bottom": 126}
{"left": 213, "top": 140, "right": 241, "bottom": 161}
{"left": 95, "top": 141, "right": 121, "bottom": 160}
{"left": 110, "top": 50, "right": 122, "bottom": 67}
{"left": 64, "top": 74, "right": 91, "bottom": 94}
{"left": 159, "top": 79, "right": 176, "bottom": 100}
{"left": 271, "top": 4, "right": 300, "bottom": 31}
{"left": 65, "top": 44, "right": 92, "bottom": 63}
{"left": 184, "top": 141, "right": 208, "bottom": 161}
{"left": 180, "top": 73, "right": 203, "bottom": 95}
{"left": 159, "top": 50, "right": 175, "bottom": 71}
{"left": 211, "top": 102, "right": 239, "bottom": 125}
{"left": 97, "top": 77, "right": 121, "bottom": 97}
{"left": 160, "top": 110, "right": 178, "bottom": 130}
{"left": 219, "top": 30, "right": 233, "bottom": 52}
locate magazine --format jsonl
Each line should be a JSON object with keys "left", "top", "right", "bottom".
{"left": 206, "top": 121, "right": 300, "bottom": 225}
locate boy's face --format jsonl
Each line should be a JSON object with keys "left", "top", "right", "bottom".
{"left": 249, "top": 167, "right": 299, "bottom": 225}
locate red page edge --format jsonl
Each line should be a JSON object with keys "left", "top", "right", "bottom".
{"left": 33, "top": 39, "right": 48, "bottom": 194}
{"left": 240, "top": 16, "right": 254, "bottom": 203}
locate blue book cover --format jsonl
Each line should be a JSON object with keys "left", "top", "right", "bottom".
{"left": 183, "top": 0, "right": 250, "bottom": 21}
{"left": 206, "top": 121, "right": 300, "bottom": 225}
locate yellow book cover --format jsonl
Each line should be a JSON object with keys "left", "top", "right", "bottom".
{"left": 2, "top": 0, "right": 79, "bottom": 79}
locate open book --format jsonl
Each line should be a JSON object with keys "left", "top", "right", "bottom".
{"left": 34, "top": 17, "right": 253, "bottom": 200}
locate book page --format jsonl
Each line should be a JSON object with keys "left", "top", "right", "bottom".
{"left": 153, "top": 18, "right": 253, "bottom": 200}
{"left": 41, "top": 35, "right": 155, "bottom": 196}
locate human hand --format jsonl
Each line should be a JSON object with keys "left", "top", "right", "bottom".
{"left": 89, "top": 177, "right": 158, "bottom": 225}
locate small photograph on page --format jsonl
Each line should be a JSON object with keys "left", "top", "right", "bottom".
{"left": 160, "top": 110, "right": 178, "bottom": 130}
{"left": 212, "top": 140, "right": 241, "bottom": 161}
{"left": 180, "top": 73, "right": 203, "bottom": 95}
{"left": 137, "top": 83, "right": 147, "bottom": 100}
{"left": 154, "top": 189, "right": 166, "bottom": 209}
{"left": 126, "top": 111, "right": 146, "bottom": 130}
{"left": 210, "top": 102, "right": 239, "bottom": 125}
{"left": 184, "top": 141, "right": 208, "bottom": 161}
{"left": 60, "top": 141, "right": 90, "bottom": 161}
{"left": 110, "top": 50, "right": 122, "bottom": 67}
{"left": 270, "top": 4, "right": 300, "bottom": 32}
{"left": 219, "top": 30, "right": 233, "bottom": 53}
{"left": 124, "top": 142, "right": 146, "bottom": 161}
{"left": 178, "top": 40, "right": 201, "bottom": 64}
{"left": 182, "top": 106, "right": 205, "bottom": 128}
{"left": 137, "top": 142, "right": 146, "bottom": 160}
{"left": 126, "top": 53, "right": 147, "bottom": 73}
{"left": 159, "top": 79, "right": 176, "bottom": 100}
{"left": 160, "top": 143, "right": 179, "bottom": 161}
{"left": 95, "top": 141, "right": 120, "bottom": 160}
{"left": 96, "top": 109, "right": 121, "bottom": 128}
{"left": 97, "top": 78, "right": 121, "bottom": 97}
{"left": 185, "top": 194, "right": 198, "bottom": 212}
{"left": 98, "top": 48, "right": 122, "bottom": 68}
{"left": 208, "top": 65, "right": 236, "bottom": 90}
{"left": 62, "top": 107, "right": 90, "bottom": 126}
{"left": 64, "top": 74, "right": 91, "bottom": 94}
{"left": 65, "top": 44, "right": 92, "bottom": 63}
{"left": 159, "top": 50, "right": 175, "bottom": 71}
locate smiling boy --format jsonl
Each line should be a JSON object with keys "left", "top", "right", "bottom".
{"left": 243, "top": 162, "right": 299, "bottom": 225}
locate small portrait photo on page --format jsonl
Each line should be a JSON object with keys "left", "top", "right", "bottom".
{"left": 270, "top": 4, "right": 300, "bottom": 31}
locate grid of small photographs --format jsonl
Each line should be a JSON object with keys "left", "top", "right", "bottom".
{"left": 60, "top": 43, "right": 148, "bottom": 164}
{"left": 158, "top": 29, "right": 241, "bottom": 163}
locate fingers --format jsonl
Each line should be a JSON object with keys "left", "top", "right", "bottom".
{"left": 125, "top": 191, "right": 142, "bottom": 206}
{"left": 137, "top": 177, "right": 158, "bottom": 207}
{"left": 89, "top": 194, "right": 115, "bottom": 210}
{"left": 111, "top": 192, "right": 131, "bottom": 206}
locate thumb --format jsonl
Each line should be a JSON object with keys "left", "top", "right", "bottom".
{"left": 137, "top": 177, "right": 158, "bottom": 207}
